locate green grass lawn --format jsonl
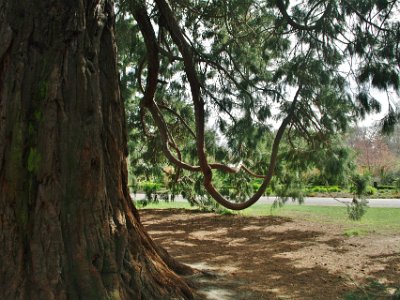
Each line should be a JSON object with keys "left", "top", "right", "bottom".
{"left": 136, "top": 201, "right": 400, "bottom": 235}
{"left": 243, "top": 204, "right": 400, "bottom": 235}
{"left": 135, "top": 201, "right": 191, "bottom": 210}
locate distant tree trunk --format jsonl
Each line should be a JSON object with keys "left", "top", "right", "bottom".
{"left": 0, "top": 1, "right": 193, "bottom": 299}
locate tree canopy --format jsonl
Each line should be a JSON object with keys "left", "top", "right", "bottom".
{"left": 116, "top": 0, "right": 400, "bottom": 210}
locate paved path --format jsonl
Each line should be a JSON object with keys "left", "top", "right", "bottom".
{"left": 265, "top": 196, "right": 400, "bottom": 208}
{"left": 132, "top": 194, "right": 400, "bottom": 208}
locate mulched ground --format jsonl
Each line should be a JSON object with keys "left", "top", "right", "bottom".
{"left": 140, "top": 208, "right": 400, "bottom": 300}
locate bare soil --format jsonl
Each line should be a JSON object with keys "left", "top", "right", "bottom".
{"left": 140, "top": 209, "right": 400, "bottom": 300}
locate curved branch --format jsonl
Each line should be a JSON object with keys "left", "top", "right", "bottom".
{"left": 155, "top": 0, "right": 211, "bottom": 178}
{"left": 140, "top": 107, "right": 156, "bottom": 138}
{"left": 134, "top": 0, "right": 285, "bottom": 199}
{"left": 137, "top": 57, "right": 146, "bottom": 94}
{"left": 155, "top": 0, "right": 304, "bottom": 210}
{"left": 135, "top": 33, "right": 265, "bottom": 179}
{"left": 158, "top": 103, "right": 196, "bottom": 138}
{"left": 275, "top": 0, "right": 331, "bottom": 31}
{"left": 202, "top": 87, "right": 301, "bottom": 210}
{"left": 207, "top": 163, "right": 265, "bottom": 179}
{"left": 138, "top": 1, "right": 304, "bottom": 211}
{"left": 132, "top": 4, "right": 200, "bottom": 173}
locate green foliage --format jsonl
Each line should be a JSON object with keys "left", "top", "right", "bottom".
{"left": 350, "top": 173, "right": 370, "bottom": 197}
{"left": 345, "top": 173, "right": 371, "bottom": 220}
{"left": 347, "top": 199, "right": 369, "bottom": 221}
{"left": 376, "top": 185, "right": 395, "bottom": 190}
{"left": 116, "top": 0, "right": 400, "bottom": 211}
{"left": 306, "top": 185, "right": 343, "bottom": 194}
{"left": 343, "top": 228, "right": 362, "bottom": 237}
{"left": 394, "top": 179, "right": 400, "bottom": 192}
{"left": 139, "top": 181, "right": 162, "bottom": 202}
{"left": 365, "top": 186, "right": 377, "bottom": 195}
{"left": 327, "top": 186, "right": 341, "bottom": 193}
{"left": 310, "top": 186, "right": 328, "bottom": 193}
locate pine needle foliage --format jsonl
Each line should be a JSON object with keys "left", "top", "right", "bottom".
{"left": 115, "top": 0, "right": 400, "bottom": 212}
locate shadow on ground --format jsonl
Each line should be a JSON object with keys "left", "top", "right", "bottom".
{"left": 140, "top": 209, "right": 400, "bottom": 300}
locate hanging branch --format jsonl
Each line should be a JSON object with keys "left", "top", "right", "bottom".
{"left": 158, "top": 103, "right": 196, "bottom": 138}
{"left": 136, "top": 57, "right": 146, "bottom": 94}
{"left": 139, "top": 108, "right": 156, "bottom": 138}
{"left": 275, "top": 0, "right": 332, "bottom": 31}
{"left": 132, "top": 4, "right": 200, "bottom": 173}
{"left": 155, "top": 0, "right": 211, "bottom": 179}
{"left": 132, "top": 3, "right": 248, "bottom": 176}
{"left": 134, "top": 0, "right": 302, "bottom": 210}
{"left": 141, "top": 0, "right": 302, "bottom": 210}
{"left": 202, "top": 88, "right": 301, "bottom": 210}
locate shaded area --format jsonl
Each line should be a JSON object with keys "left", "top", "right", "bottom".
{"left": 139, "top": 209, "right": 400, "bottom": 299}
{"left": 369, "top": 253, "right": 400, "bottom": 285}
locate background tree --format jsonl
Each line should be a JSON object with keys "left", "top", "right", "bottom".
{"left": 347, "top": 125, "right": 399, "bottom": 183}
{"left": 383, "top": 124, "right": 400, "bottom": 156}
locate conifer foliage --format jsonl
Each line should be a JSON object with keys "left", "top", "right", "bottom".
{"left": 118, "top": 0, "right": 399, "bottom": 209}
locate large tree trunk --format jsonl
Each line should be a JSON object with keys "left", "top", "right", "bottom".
{"left": 0, "top": 0, "right": 194, "bottom": 299}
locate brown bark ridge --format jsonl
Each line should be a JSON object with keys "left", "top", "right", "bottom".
{"left": 0, "top": 0, "right": 194, "bottom": 299}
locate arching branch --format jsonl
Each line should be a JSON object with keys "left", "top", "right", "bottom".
{"left": 155, "top": 0, "right": 211, "bottom": 178}
{"left": 140, "top": 107, "right": 156, "bottom": 138}
{"left": 158, "top": 103, "right": 196, "bottom": 138}
{"left": 132, "top": 3, "right": 200, "bottom": 173}
{"left": 275, "top": 0, "right": 332, "bottom": 31}
{"left": 153, "top": 0, "right": 305, "bottom": 210}
{"left": 135, "top": 0, "right": 302, "bottom": 210}
{"left": 202, "top": 87, "right": 301, "bottom": 210}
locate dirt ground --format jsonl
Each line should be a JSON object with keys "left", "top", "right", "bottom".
{"left": 140, "top": 209, "right": 400, "bottom": 300}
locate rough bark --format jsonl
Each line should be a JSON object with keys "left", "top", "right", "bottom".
{"left": 0, "top": 0, "right": 193, "bottom": 299}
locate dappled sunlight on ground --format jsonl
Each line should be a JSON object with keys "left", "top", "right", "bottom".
{"left": 141, "top": 209, "right": 400, "bottom": 299}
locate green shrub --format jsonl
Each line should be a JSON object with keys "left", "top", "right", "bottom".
{"left": 140, "top": 181, "right": 162, "bottom": 201}
{"left": 347, "top": 199, "right": 368, "bottom": 221}
{"left": 327, "top": 185, "right": 341, "bottom": 193}
{"left": 376, "top": 185, "right": 395, "bottom": 190}
{"left": 310, "top": 186, "right": 328, "bottom": 193}
{"left": 366, "top": 185, "right": 378, "bottom": 196}
{"left": 307, "top": 185, "right": 341, "bottom": 194}
{"left": 141, "top": 181, "right": 161, "bottom": 192}
{"left": 365, "top": 186, "right": 377, "bottom": 195}
{"left": 252, "top": 182, "right": 261, "bottom": 191}
{"left": 350, "top": 173, "right": 370, "bottom": 196}
{"left": 251, "top": 182, "right": 273, "bottom": 196}
{"left": 395, "top": 178, "right": 400, "bottom": 191}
